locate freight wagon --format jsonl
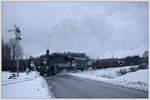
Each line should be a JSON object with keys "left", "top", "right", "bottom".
{"left": 92, "top": 59, "right": 124, "bottom": 69}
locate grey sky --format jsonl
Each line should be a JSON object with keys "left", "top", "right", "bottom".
{"left": 2, "top": 2, "right": 148, "bottom": 59}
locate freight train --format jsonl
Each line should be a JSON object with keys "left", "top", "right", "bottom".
{"left": 39, "top": 50, "right": 88, "bottom": 76}
{"left": 92, "top": 59, "right": 124, "bottom": 69}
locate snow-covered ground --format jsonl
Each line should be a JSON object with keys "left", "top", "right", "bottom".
{"left": 2, "top": 71, "right": 54, "bottom": 98}
{"left": 69, "top": 66, "right": 148, "bottom": 92}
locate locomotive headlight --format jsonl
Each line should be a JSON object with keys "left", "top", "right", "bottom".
{"left": 46, "top": 67, "right": 49, "bottom": 69}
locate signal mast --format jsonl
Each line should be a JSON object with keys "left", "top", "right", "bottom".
{"left": 8, "top": 24, "right": 22, "bottom": 77}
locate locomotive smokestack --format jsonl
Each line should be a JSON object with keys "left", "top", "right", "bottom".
{"left": 46, "top": 49, "right": 49, "bottom": 56}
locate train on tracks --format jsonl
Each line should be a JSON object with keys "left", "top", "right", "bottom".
{"left": 38, "top": 50, "right": 126, "bottom": 76}
{"left": 38, "top": 50, "right": 88, "bottom": 76}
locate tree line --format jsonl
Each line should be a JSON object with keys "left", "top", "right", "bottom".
{"left": 2, "top": 38, "right": 148, "bottom": 72}
{"left": 122, "top": 51, "right": 148, "bottom": 66}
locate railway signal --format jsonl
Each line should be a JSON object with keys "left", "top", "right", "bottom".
{"left": 8, "top": 24, "right": 22, "bottom": 77}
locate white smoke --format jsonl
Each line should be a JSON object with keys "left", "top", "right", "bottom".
{"left": 47, "top": 6, "right": 147, "bottom": 58}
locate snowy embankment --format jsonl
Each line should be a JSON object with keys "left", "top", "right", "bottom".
{"left": 69, "top": 66, "right": 148, "bottom": 92}
{"left": 2, "top": 71, "right": 54, "bottom": 98}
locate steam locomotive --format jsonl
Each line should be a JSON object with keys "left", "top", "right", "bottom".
{"left": 39, "top": 50, "right": 88, "bottom": 76}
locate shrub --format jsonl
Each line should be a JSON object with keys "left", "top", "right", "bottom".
{"left": 129, "top": 67, "right": 137, "bottom": 72}
{"left": 116, "top": 68, "right": 128, "bottom": 75}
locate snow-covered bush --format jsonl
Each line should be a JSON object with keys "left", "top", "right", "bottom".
{"left": 129, "top": 66, "right": 137, "bottom": 72}
{"left": 116, "top": 68, "right": 128, "bottom": 75}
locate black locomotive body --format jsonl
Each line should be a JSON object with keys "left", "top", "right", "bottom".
{"left": 39, "top": 50, "right": 70, "bottom": 76}
{"left": 39, "top": 50, "right": 88, "bottom": 76}
{"left": 39, "top": 50, "right": 53, "bottom": 76}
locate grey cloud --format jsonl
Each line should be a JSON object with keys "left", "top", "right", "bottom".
{"left": 2, "top": 2, "right": 148, "bottom": 58}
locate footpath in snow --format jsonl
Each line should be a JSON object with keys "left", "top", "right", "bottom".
{"left": 2, "top": 71, "right": 54, "bottom": 98}
{"left": 69, "top": 66, "right": 148, "bottom": 92}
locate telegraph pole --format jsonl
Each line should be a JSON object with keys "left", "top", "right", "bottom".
{"left": 26, "top": 55, "right": 29, "bottom": 75}
{"left": 26, "top": 55, "right": 28, "bottom": 69}
{"left": 16, "top": 57, "right": 19, "bottom": 77}
{"left": 16, "top": 35, "right": 21, "bottom": 77}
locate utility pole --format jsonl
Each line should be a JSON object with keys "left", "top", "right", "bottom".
{"left": 26, "top": 55, "right": 28, "bottom": 69}
{"left": 16, "top": 32, "right": 21, "bottom": 77}
{"left": 26, "top": 55, "right": 29, "bottom": 75}
{"left": 16, "top": 57, "right": 19, "bottom": 77}
{"left": 13, "top": 45, "right": 16, "bottom": 60}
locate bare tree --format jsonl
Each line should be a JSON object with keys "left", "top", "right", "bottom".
{"left": 8, "top": 38, "right": 23, "bottom": 60}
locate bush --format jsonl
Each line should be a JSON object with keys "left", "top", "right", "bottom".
{"left": 129, "top": 67, "right": 137, "bottom": 72}
{"left": 116, "top": 68, "right": 128, "bottom": 75}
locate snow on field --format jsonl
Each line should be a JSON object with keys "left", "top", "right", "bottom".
{"left": 76, "top": 65, "right": 139, "bottom": 79}
{"left": 69, "top": 66, "right": 148, "bottom": 91}
{"left": 2, "top": 71, "right": 53, "bottom": 98}
{"left": 117, "top": 69, "right": 148, "bottom": 84}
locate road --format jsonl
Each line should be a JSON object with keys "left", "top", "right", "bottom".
{"left": 45, "top": 74, "right": 148, "bottom": 98}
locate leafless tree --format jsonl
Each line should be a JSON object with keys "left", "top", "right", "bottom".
{"left": 8, "top": 38, "right": 23, "bottom": 60}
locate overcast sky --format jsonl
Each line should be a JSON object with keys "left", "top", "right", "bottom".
{"left": 2, "top": 1, "right": 148, "bottom": 59}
